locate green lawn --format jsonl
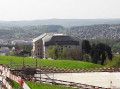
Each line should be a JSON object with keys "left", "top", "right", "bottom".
{"left": 0, "top": 56, "right": 103, "bottom": 69}
{"left": 8, "top": 78, "right": 24, "bottom": 89}
{"left": 26, "top": 81, "right": 75, "bottom": 89}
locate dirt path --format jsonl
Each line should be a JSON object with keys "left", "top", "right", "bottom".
{"left": 35, "top": 72, "right": 120, "bottom": 88}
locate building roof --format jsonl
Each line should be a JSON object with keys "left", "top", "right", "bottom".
{"left": 45, "top": 36, "right": 79, "bottom": 46}
{"left": 33, "top": 33, "right": 47, "bottom": 42}
{"left": 0, "top": 47, "right": 10, "bottom": 53}
{"left": 0, "top": 47, "right": 10, "bottom": 51}
{"left": 33, "top": 33, "right": 65, "bottom": 43}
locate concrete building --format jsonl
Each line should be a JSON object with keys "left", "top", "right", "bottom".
{"left": 31, "top": 33, "right": 80, "bottom": 58}
{"left": 11, "top": 40, "right": 32, "bottom": 45}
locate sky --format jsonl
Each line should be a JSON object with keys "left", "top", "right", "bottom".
{"left": 0, "top": 0, "right": 120, "bottom": 21}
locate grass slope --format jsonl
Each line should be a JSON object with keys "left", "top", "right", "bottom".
{"left": 26, "top": 81, "right": 75, "bottom": 89}
{"left": 0, "top": 56, "right": 103, "bottom": 69}
{"left": 8, "top": 79, "right": 24, "bottom": 89}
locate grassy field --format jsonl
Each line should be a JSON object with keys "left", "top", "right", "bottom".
{"left": 26, "top": 81, "right": 76, "bottom": 89}
{"left": 8, "top": 78, "right": 24, "bottom": 89}
{"left": 0, "top": 56, "right": 103, "bottom": 69}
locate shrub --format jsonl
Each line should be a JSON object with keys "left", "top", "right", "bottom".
{"left": 8, "top": 52, "right": 14, "bottom": 56}
{"left": 83, "top": 54, "right": 92, "bottom": 62}
{"left": 106, "top": 55, "right": 120, "bottom": 67}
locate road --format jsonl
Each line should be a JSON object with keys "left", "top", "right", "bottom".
{"left": 35, "top": 72, "right": 120, "bottom": 88}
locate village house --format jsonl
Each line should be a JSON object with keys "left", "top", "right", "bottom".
{"left": 31, "top": 33, "right": 80, "bottom": 58}
{"left": 0, "top": 47, "right": 10, "bottom": 55}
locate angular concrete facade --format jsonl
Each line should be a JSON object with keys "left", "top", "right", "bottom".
{"left": 31, "top": 33, "right": 80, "bottom": 58}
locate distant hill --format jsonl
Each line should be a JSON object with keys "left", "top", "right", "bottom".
{"left": 0, "top": 25, "right": 65, "bottom": 40}
{"left": 69, "top": 24, "right": 120, "bottom": 39}
{"left": 1, "top": 19, "right": 120, "bottom": 27}
{"left": 1, "top": 19, "right": 120, "bottom": 40}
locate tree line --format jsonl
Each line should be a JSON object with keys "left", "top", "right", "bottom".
{"left": 46, "top": 45, "right": 82, "bottom": 61}
{"left": 46, "top": 40, "right": 112, "bottom": 65}
{"left": 82, "top": 40, "right": 112, "bottom": 65}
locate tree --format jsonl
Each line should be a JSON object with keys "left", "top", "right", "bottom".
{"left": 67, "top": 49, "right": 82, "bottom": 61}
{"left": 61, "top": 49, "right": 67, "bottom": 59}
{"left": 46, "top": 45, "right": 59, "bottom": 59}
{"left": 105, "top": 45, "right": 112, "bottom": 60}
{"left": 8, "top": 52, "right": 14, "bottom": 56}
{"left": 82, "top": 40, "right": 91, "bottom": 54}
{"left": 91, "top": 44, "right": 101, "bottom": 64}
{"left": 47, "top": 45, "right": 82, "bottom": 60}
{"left": 106, "top": 55, "right": 120, "bottom": 67}
{"left": 83, "top": 54, "right": 91, "bottom": 62}
{"left": 91, "top": 43, "right": 112, "bottom": 65}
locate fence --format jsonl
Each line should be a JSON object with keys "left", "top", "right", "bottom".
{"left": 33, "top": 77, "right": 110, "bottom": 89}
{"left": 0, "top": 64, "right": 30, "bottom": 89}
{"left": 1, "top": 64, "right": 120, "bottom": 89}
{"left": 35, "top": 65, "right": 120, "bottom": 73}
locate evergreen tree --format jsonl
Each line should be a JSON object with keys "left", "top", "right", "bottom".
{"left": 91, "top": 43, "right": 112, "bottom": 65}
{"left": 82, "top": 40, "right": 91, "bottom": 54}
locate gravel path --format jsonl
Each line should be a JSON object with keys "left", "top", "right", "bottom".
{"left": 37, "top": 72, "right": 120, "bottom": 88}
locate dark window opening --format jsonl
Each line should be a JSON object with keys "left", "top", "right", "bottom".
{"left": 65, "top": 46, "right": 67, "bottom": 47}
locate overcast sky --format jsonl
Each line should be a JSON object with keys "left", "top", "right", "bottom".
{"left": 0, "top": 0, "right": 120, "bottom": 21}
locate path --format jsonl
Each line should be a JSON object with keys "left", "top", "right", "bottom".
{"left": 35, "top": 72, "right": 120, "bottom": 88}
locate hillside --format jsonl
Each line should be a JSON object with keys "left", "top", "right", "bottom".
{"left": 1, "top": 24, "right": 120, "bottom": 40}
{"left": 0, "top": 25, "right": 65, "bottom": 40}
{"left": 1, "top": 19, "right": 120, "bottom": 40}
{"left": 0, "top": 56, "right": 103, "bottom": 69}
{"left": 1, "top": 19, "right": 120, "bottom": 27}
{"left": 69, "top": 24, "right": 120, "bottom": 39}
